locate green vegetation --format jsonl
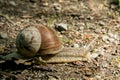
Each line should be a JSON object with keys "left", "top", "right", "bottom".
{"left": 118, "top": 0, "right": 120, "bottom": 11}
{"left": 47, "top": 14, "right": 57, "bottom": 27}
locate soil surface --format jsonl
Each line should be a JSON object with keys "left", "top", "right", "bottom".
{"left": 0, "top": 0, "right": 120, "bottom": 80}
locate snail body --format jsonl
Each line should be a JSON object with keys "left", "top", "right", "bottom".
{"left": 1, "top": 25, "right": 93, "bottom": 63}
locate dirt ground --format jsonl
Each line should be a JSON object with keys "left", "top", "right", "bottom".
{"left": 0, "top": 0, "right": 120, "bottom": 80}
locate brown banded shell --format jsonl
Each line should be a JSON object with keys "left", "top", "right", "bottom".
{"left": 36, "top": 25, "right": 63, "bottom": 55}
{"left": 16, "top": 27, "right": 41, "bottom": 58}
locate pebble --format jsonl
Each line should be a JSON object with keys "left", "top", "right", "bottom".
{"left": 86, "top": 15, "right": 94, "bottom": 20}
{"left": 108, "top": 38, "right": 115, "bottom": 43}
{"left": 102, "top": 35, "right": 110, "bottom": 43}
{"left": 102, "top": 32, "right": 118, "bottom": 44}
{"left": 95, "top": 75, "right": 101, "bottom": 79}
{"left": 53, "top": 3, "right": 62, "bottom": 11}
{"left": 71, "top": 43, "right": 79, "bottom": 48}
{"left": 118, "top": 63, "right": 120, "bottom": 68}
{"left": 102, "top": 61, "right": 108, "bottom": 68}
{"left": 90, "top": 52, "right": 100, "bottom": 59}
{"left": 48, "top": 77, "right": 57, "bottom": 80}
{"left": 79, "top": 26, "right": 84, "bottom": 30}
{"left": 108, "top": 32, "right": 119, "bottom": 40}
{"left": 108, "top": 32, "right": 114, "bottom": 37}
{"left": 43, "top": 2, "right": 49, "bottom": 7}
{"left": 55, "top": 23, "right": 68, "bottom": 32}
{"left": 0, "top": 32, "right": 8, "bottom": 39}
{"left": 9, "top": 1, "right": 17, "bottom": 6}
{"left": 98, "top": 21, "right": 105, "bottom": 26}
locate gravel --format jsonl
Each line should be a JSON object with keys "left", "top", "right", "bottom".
{"left": 0, "top": 0, "right": 120, "bottom": 80}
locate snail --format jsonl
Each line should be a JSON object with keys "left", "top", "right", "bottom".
{"left": 0, "top": 25, "right": 98, "bottom": 63}
{"left": 16, "top": 25, "right": 63, "bottom": 58}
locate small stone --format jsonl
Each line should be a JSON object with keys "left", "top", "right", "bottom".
{"left": 9, "top": 1, "right": 17, "bottom": 6}
{"left": 86, "top": 15, "right": 94, "bottom": 20}
{"left": 0, "top": 32, "right": 8, "bottom": 39}
{"left": 42, "top": 2, "right": 49, "bottom": 7}
{"left": 95, "top": 28, "right": 101, "bottom": 33}
{"left": 108, "top": 32, "right": 119, "bottom": 40}
{"left": 55, "top": 23, "right": 68, "bottom": 32}
{"left": 71, "top": 43, "right": 79, "bottom": 48}
{"left": 101, "top": 61, "right": 108, "bottom": 68}
{"left": 48, "top": 76, "right": 57, "bottom": 80}
{"left": 90, "top": 52, "right": 100, "bottom": 59}
{"left": 95, "top": 75, "right": 101, "bottom": 79}
{"left": 79, "top": 26, "right": 84, "bottom": 30}
{"left": 108, "top": 38, "right": 115, "bottom": 42}
{"left": 108, "top": 32, "right": 114, "bottom": 38}
{"left": 102, "top": 35, "right": 110, "bottom": 43}
{"left": 118, "top": 63, "right": 120, "bottom": 68}
{"left": 53, "top": 3, "right": 62, "bottom": 11}
{"left": 0, "top": 46, "right": 5, "bottom": 54}
{"left": 99, "top": 21, "right": 105, "bottom": 26}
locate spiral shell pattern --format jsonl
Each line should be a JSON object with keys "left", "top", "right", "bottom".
{"left": 16, "top": 27, "right": 41, "bottom": 58}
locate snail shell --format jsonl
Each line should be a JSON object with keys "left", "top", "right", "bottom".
{"left": 16, "top": 27, "right": 41, "bottom": 58}
{"left": 36, "top": 25, "right": 63, "bottom": 55}
{"left": 16, "top": 25, "right": 63, "bottom": 58}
